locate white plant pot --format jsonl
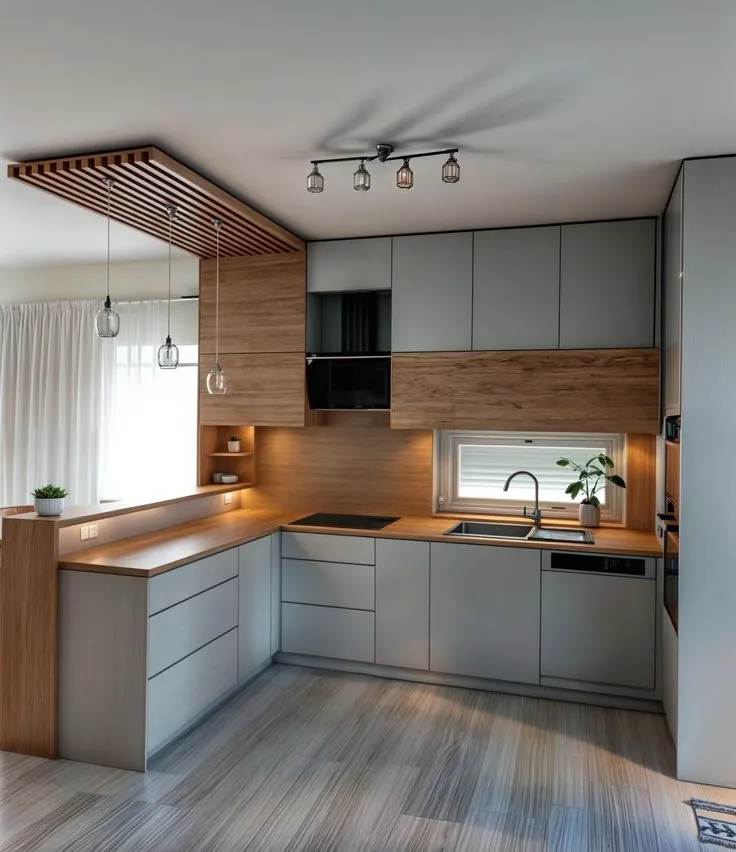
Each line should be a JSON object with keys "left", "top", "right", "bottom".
{"left": 35, "top": 497, "right": 65, "bottom": 517}
{"left": 579, "top": 502, "right": 601, "bottom": 528}
{"left": 227, "top": 441, "right": 240, "bottom": 453}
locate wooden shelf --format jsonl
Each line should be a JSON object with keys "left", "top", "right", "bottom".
{"left": 207, "top": 452, "right": 253, "bottom": 458}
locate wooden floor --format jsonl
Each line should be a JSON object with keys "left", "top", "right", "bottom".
{"left": 0, "top": 664, "right": 732, "bottom": 851}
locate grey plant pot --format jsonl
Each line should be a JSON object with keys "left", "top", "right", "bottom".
{"left": 35, "top": 497, "right": 65, "bottom": 517}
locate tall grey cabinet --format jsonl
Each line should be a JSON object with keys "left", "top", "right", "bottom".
{"left": 391, "top": 232, "right": 473, "bottom": 351}
{"left": 670, "top": 156, "right": 736, "bottom": 789}
{"left": 663, "top": 174, "right": 683, "bottom": 415}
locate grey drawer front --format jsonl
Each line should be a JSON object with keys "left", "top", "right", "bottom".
{"left": 147, "top": 628, "right": 238, "bottom": 756}
{"left": 281, "top": 602, "right": 374, "bottom": 663}
{"left": 148, "top": 578, "right": 238, "bottom": 677}
{"left": 282, "top": 559, "right": 375, "bottom": 610}
{"left": 148, "top": 548, "right": 238, "bottom": 615}
{"left": 281, "top": 532, "right": 375, "bottom": 565}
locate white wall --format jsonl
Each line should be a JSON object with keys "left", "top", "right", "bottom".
{"left": 0, "top": 256, "right": 199, "bottom": 302}
{"left": 0, "top": 256, "right": 200, "bottom": 344}
{"left": 677, "top": 157, "right": 736, "bottom": 787}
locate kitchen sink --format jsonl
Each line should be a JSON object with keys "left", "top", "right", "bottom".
{"left": 443, "top": 520, "right": 594, "bottom": 544}
{"left": 529, "top": 527, "right": 593, "bottom": 544}
{"left": 444, "top": 521, "right": 534, "bottom": 539}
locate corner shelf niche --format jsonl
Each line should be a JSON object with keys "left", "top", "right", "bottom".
{"left": 198, "top": 424, "right": 256, "bottom": 487}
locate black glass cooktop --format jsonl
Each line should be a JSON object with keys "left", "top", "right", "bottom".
{"left": 290, "top": 512, "right": 400, "bottom": 531}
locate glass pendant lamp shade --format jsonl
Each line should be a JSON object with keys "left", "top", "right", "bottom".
{"left": 96, "top": 296, "right": 120, "bottom": 338}
{"left": 442, "top": 153, "right": 460, "bottom": 183}
{"left": 307, "top": 164, "right": 324, "bottom": 193}
{"left": 157, "top": 335, "right": 179, "bottom": 369}
{"left": 207, "top": 219, "right": 228, "bottom": 394}
{"left": 396, "top": 159, "right": 414, "bottom": 189}
{"left": 96, "top": 178, "right": 120, "bottom": 338}
{"left": 206, "top": 362, "right": 227, "bottom": 394}
{"left": 353, "top": 160, "right": 370, "bottom": 191}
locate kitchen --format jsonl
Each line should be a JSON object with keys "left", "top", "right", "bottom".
{"left": 0, "top": 4, "right": 735, "bottom": 850}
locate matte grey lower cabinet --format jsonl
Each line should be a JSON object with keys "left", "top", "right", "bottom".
{"left": 238, "top": 536, "right": 274, "bottom": 684}
{"left": 540, "top": 568, "right": 655, "bottom": 690}
{"left": 375, "top": 539, "right": 430, "bottom": 670}
{"left": 429, "top": 543, "right": 541, "bottom": 684}
{"left": 59, "top": 537, "right": 278, "bottom": 772}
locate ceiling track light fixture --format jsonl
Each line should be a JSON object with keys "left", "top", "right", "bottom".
{"left": 95, "top": 178, "right": 121, "bottom": 338}
{"left": 157, "top": 205, "right": 180, "bottom": 370}
{"left": 306, "top": 143, "right": 460, "bottom": 193}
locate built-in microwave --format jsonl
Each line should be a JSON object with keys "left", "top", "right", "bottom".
{"left": 306, "top": 355, "right": 391, "bottom": 410}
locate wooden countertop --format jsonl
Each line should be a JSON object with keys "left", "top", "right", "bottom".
{"left": 59, "top": 509, "right": 661, "bottom": 577}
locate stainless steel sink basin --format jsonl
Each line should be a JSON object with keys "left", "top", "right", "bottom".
{"left": 443, "top": 521, "right": 594, "bottom": 544}
{"left": 529, "top": 527, "right": 593, "bottom": 544}
{"left": 444, "top": 521, "right": 534, "bottom": 539}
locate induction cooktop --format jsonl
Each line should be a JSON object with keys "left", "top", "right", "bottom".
{"left": 290, "top": 512, "right": 400, "bottom": 531}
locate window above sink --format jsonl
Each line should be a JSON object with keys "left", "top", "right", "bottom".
{"left": 435, "top": 431, "right": 625, "bottom": 523}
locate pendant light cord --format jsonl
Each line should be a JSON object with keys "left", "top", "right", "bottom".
{"left": 214, "top": 221, "right": 221, "bottom": 363}
{"left": 106, "top": 180, "right": 112, "bottom": 301}
{"left": 167, "top": 208, "right": 174, "bottom": 338}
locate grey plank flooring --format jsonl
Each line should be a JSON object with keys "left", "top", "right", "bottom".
{"left": 0, "top": 664, "right": 726, "bottom": 850}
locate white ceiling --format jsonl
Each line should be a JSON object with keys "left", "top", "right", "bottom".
{"left": 1, "top": 0, "right": 735, "bottom": 266}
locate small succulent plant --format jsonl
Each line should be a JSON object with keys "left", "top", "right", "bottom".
{"left": 32, "top": 484, "right": 69, "bottom": 499}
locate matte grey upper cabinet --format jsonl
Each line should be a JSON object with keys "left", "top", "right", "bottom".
{"left": 307, "top": 238, "right": 392, "bottom": 292}
{"left": 663, "top": 173, "right": 683, "bottom": 415}
{"left": 392, "top": 232, "right": 473, "bottom": 352}
{"left": 472, "top": 226, "right": 560, "bottom": 350}
{"left": 559, "top": 219, "right": 656, "bottom": 348}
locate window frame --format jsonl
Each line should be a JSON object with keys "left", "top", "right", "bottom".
{"left": 435, "top": 430, "right": 626, "bottom": 522}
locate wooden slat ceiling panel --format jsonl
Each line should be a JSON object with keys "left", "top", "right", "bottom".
{"left": 7, "top": 146, "right": 303, "bottom": 259}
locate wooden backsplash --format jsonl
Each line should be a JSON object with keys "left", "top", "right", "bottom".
{"left": 247, "top": 417, "right": 655, "bottom": 530}
{"left": 247, "top": 414, "right": 433, "bottom": 516}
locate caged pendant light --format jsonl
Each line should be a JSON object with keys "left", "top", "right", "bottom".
{"left": 206, "top": 219, "right": 227, "bottom": 394}
{"left": 157, "top": 206, "right": 180, "bottom": 369}
{"left": 95, "top": 178, "right": 121, "bottom": 338}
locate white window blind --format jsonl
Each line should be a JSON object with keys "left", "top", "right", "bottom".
{"left": 437, "top": 431, "right": 625, "bottom": 520}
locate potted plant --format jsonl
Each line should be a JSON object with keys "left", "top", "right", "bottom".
{"left": 227, "top": 435, "right": 240, "bottom": 453}
{"left": 556, "top": 455, "right": 626, "bottom": 528}
{"left": 32, "top": 484, "right": 69, "bottom": 517}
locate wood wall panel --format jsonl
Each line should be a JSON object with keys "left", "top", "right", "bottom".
{"left": 391, "top": 349, "right": 660, "bottom": 434}
{"left": 199, "top": 354, "right": 305, "bottom": 427}
{"left": 0, "top": 519, "right": 59, "bottom": 757}
{"left": 199, "top": 253, "right": 306, "bottom": 355}
{"left": 625, "top": 434, "right": 657, "bottom": 532}
{"left": 249, "top": 416, "right": 433, "bottom": 516}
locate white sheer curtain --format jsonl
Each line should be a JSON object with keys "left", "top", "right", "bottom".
{"left": 0, "top": 300, "right": 113, "bottom": 506}
{"left": 100, "top": 301, "right": 198, "bottom": 501}
{"left": 0, "top": 299, "right": 199, "bottom": 508}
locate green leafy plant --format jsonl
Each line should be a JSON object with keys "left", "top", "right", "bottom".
{"left": 229, "top": 435, "right": 239, "bottom": 442}
{"left": 556, "top": 455, "right": 625, "bottom": 508}
{"left": 32, "top": 484, "right": 68, "bottom": 499}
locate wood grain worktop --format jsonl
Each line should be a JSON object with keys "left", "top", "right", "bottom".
{"left": 59, "top": 509, "right": 661, "bottom": 577}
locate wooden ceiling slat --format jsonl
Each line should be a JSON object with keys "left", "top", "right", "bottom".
{"left": 40, "top": 167, "right": 209, "bottom": 256}
{"left": 7, "top": 146, "right": 304, "bottom": 260}
{"left": 150, "top": 148, "right": 302, "bottom": 252}
{"left": 135, "top": 161, "right": 281, "bottom": 256}
{"left": 17, "top": 174, "right": 207, "bottom": 259}
{"left": 96, "top": 155, "right": 258, "bottom": 255}
{"left": 71, "top": 166, "right": 230, "bottom": 259}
